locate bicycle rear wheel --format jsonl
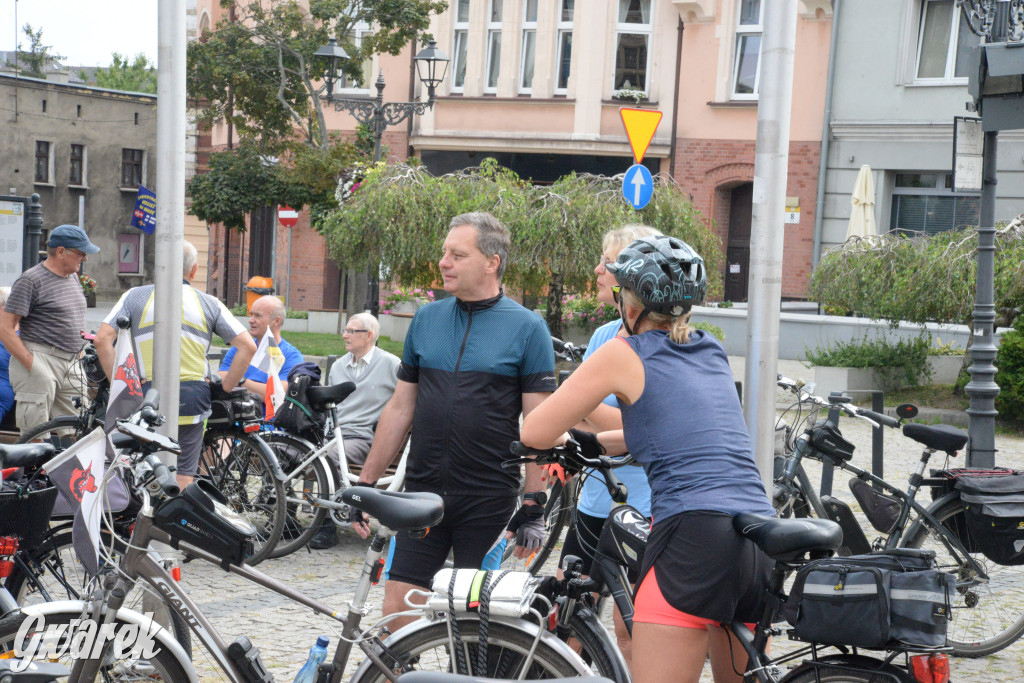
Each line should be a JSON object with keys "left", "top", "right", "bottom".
{"left": 197, "top": 429, "right": 284, "bottom": 565}
{"left": 15, "top": 415, "right": 88, "bottom": 448}
{"left": 5, "top": 528, "right": 192, "bottom": 658}
{"left": 349, "top": 619, "right": 589, "bottom": 682}
{"left": 902, "top": 497, "right": 1024, "bottom": 657}
{"left": 260, "top": 431, "right": 332, "bottom": 558}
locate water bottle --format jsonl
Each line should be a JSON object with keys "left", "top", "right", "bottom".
{"left": 293, "top": 635, "right": 329, "bottom": 683}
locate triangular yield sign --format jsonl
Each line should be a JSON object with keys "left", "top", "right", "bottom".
{"left": 619, "top": 108, "right": 663, "bottom": 164}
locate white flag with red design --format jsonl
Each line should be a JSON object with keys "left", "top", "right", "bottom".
{"left": 106, "top": 325, "right": 144, "bottom": 434}
{"left": 251, "top": 329, "right": 286, "bottom": 419}
{"left": 43, "top": 427, "right": 108, "bottom": 576}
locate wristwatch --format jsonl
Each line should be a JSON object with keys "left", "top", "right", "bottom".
{"left": 523, "top": 491, "right": 548, "bottom": 506}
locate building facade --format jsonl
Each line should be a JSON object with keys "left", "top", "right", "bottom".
{"left": 818, "top": 0, "right": 1023, "bottom": 260}
{"left": 0, "top": 73, "right": 174, "bottom": 299}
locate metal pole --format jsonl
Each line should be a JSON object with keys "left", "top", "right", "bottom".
{"left": 366, "top": 76, "right": 385, "bottom": 317}
{"left": 743, "top": 0, "right": 799, "bottom": 490}
{"left": 26, "top": 194, "right": 42, "bottom": 270}
{"left": 153, "top": 0, "right": 186, "bottom": 438}
{"left": 965, "top": 131, "right": 999, "bottom": 467}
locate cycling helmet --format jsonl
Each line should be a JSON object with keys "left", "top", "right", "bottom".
{"left": 606, "top": 235, "right": 707, "bottom": 316}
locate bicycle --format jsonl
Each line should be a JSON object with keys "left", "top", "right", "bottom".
{"left": 0, "top": 391, "right": 593, "bottom": 682}
{"left": 772, "top": 374, "right": 1024, "bottom": 657}
{"left": 505, "top": 440, "right": 956, "bottom": 683}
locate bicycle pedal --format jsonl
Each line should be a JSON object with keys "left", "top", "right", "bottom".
{"left": 227, "top": 635, "right": 273, "bottom": 683}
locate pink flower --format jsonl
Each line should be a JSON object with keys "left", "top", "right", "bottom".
{"left": 393, "top": 289, "right": 401, "bottom": 295}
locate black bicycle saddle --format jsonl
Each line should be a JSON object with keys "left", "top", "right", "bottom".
{"left": 342, "top": 487, "right": 443, "bottom": 531}
{"left": 733, "top": 513, "right": 843, "bottom": 562}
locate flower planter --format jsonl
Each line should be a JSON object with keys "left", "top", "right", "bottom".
{"left": 927, "top": 356, "right": 964, "bottom": 385}
{"left": 813, "top": 355, "right": 966, "bottom": 399}
{"left": 84, "top": 292, "right": 96, "bottom": 308}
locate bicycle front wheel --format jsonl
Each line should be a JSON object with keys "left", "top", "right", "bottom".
{"left": 5, "top": 528, "right": 191, "bottom": 658}
{"left": 350, "top": 618, "right": 590, "bottom": 682}
{"left": 15, "top": 415, "right": 87, "bottom": 448}
{"left": 0, "top": 609, "right": 193, "bottom": 681}
{"left": 261, "top": 431, "right": 332, "bottom": 558}
{"left": 197, "top": 429, "right": 285, "bottom": 565}
{"left": 564, "top": 606, "right": 630, "bottom": 682}
{"left": 902, "top": 497, "right": 1024, "bottom": 657}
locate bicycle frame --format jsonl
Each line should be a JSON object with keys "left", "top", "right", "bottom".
{"left": 70, "top": 494, "right": 422, "bottom": 683}
{"left": 777, "top": 435, "right": 990, "bottom": 582}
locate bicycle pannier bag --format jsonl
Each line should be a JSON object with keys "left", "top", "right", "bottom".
{"left": 0, "top": 483, "right": 59, "bottom": 550}
{"left": 954, "top": 471, "right": 1024, "bottom": 566}
{"left": 785, "top": 549, "right": 953, "bottom": 649}
{"left": 273, "top": 362, "right": 326, "bottom": 436}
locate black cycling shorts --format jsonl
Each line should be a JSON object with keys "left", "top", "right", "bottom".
{"left": 635, "top": 510, "right": 772, "bottom": 625}
{"left": 559, "top": 510, "right": 611, "bottom": 576}
{"left": 386, "top": 493, "right": 518, "bottom": 588}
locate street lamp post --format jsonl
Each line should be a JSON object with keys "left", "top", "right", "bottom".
{"left": 957, "top": 0, "right": 1024, "bottom": 466}
{"left": 315, "top": 39, "right": 449, "bottom": 316}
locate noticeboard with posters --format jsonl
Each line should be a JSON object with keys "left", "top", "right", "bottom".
{"left": 0, "top": 198, "right": 26, "bottom": 288}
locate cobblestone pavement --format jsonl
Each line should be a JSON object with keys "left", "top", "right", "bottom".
{"left": 171, "top": 363, "right": 1024, "bottom": 682}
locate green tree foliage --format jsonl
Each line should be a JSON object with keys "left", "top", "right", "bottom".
{"left": 17, "top": 24, "right": 63, "bottom": 78}
{"left": 996, "top": 316, "right": 1024, "bottom": 423}
{"left": 187, "top": 0, "right": 445, "bottom": 149}
{"left": 808, "top": 224, "right": 1024, "bottom": 328}
{"left": 93, "top": 53, "right": 157, "bottom": 93}
{"left": 319, "top": 160, "right": 723, "bottom": 336}
{"left": 188, "top": 137, "right": 363, "bottom": 231}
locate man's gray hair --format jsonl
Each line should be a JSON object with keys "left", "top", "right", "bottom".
{"left": 0, "top": 287, "right": 9, "bottom": 310}
{"left": 348, "top": 312, "right": 380, "bottom": 340}
{"left": 257, "top": 295, "right": 286, "bottom": 326}
{"left": 450, "top": 212, "right": 511, "bottom": 281}
{"left": 183, "top": 241, "right": 198, "bottom": 278}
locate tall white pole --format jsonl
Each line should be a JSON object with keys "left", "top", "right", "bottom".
{"left": 743, "top": 2, "right": 798, "bottom": 489}
{"left": 154, "top": 0, "right": 186, "bottom": 438}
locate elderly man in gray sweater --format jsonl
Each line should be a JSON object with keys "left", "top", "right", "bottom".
{"left": 311, "top": 312, "right": 400, "bottom": 549}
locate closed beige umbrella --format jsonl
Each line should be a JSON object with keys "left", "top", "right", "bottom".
{"left": 846, "top": 164, "right": 877, "bottom": 240}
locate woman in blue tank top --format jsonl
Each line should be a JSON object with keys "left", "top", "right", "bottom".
{"left": 522, "top": 235, "right": 775, "bottom": 683}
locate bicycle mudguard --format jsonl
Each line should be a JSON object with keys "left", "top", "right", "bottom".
{"left": 12, "top": 600, "right": 198, "bottom": 683}
{"left": 820, "top": 495, "right": 872, "bottom": 555}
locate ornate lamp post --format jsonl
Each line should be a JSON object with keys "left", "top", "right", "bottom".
{"left": 315, "top": 39, "right": 449, "bottom": 314}
{"left": 956, "top": 0, "right": 1024, "bottom": 466}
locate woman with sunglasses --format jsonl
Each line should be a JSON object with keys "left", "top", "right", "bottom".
{"left": 521, "top": 235, "right": 775, "bottom": 683}
{"left": 557, "top": 224, "right": 659, "bottom": 669}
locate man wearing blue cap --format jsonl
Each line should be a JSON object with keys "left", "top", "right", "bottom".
{"left": 0, "top": 225, "right": 98, "bottom": 431}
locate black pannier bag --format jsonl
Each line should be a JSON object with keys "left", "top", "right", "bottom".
{"left": 273, "top": 362, "right": 326, "bottom": 436}
{"left": 954, "top": 471, "right": 1024, "bottom": 566}
{"left": 784, "top": 549, "right": 953, "bottom": 650}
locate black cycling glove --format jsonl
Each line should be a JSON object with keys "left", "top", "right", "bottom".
{"left": 507, "top": 503, "right": 545, "bottom": 551}
{"left": 347, "top": 481, "right": 375, "bottom": 525}
{"left": 568, "top": 428, "right": 605, "bottom": 460}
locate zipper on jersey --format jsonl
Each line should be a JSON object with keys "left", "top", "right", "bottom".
{"left": 442, "top": 306, "right": 474, "bottom": 494}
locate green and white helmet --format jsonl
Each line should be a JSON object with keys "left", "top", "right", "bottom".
{"left": 606, "top": 235, "right": 707, "bottom": 316}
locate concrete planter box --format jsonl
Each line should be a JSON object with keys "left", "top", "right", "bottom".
{"left": 813, "top": 355, "right": 966, "bottom": 398}
{"left": 308, "top": 310, "right": 343, "bottom": 334}
{"left": 282, "top": 318, "right": 308, "bottom": 333}
{"left": 379, "top": 312, "right": 414, "bottom": 343}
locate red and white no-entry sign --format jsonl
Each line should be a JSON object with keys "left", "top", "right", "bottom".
{"left": 278, "top": 205, "right": 299, "bottom": 228}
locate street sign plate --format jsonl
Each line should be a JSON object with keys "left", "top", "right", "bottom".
{"left": 953, "top": 116, "right": 983, "bottom": 192}
{"left": 279, "top": 205, "right": 299, "bottom": 228}
{"left": 622, "top": 164, "right": 654, "bottom": 210}
{"left": 619, "top": 108, "right": 663, "bottom": 164}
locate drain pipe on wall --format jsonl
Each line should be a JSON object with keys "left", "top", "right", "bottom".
{"left": 811, "top": 0, "right": 841, "bottom": 267}
{"left": 668, "top": 17, "right": 685, "bottom": 180}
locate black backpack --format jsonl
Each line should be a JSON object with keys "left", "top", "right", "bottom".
{"left": 273, "top": 362, "right": 326, "bottom": 436}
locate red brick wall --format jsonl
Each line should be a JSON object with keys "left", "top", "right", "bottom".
{"left": 200, "top": 129, "right": 410, "bottom": 310}
{"left": 672, "top": 138, "right": 819, "bottom": 299}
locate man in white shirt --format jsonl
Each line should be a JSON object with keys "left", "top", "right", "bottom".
{"left": 311, "top": 312, "right": 399, "bottom": 548}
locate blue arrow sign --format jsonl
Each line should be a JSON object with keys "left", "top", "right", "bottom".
{"left": 622, "top": 164, "right": 653, "bottom": 210}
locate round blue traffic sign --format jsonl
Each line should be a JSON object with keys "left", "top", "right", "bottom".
{"left": 622, "top": 164, "right": 654, "bottom": 210}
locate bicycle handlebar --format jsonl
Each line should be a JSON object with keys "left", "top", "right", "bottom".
{"left": 551, "top": 336, "right": 586, "bottom": 363}
{"left": 776, "top": 373, "right": 904, "bottom": 430}
{"left": 139, "top": 454, "right": 180, "bottom": 498}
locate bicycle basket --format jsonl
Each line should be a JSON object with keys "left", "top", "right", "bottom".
{"left": 849, "top": 478, "right": 901, "bottom": 534}
{"left": 0, "top": 484, "right": 59, "bottom": 550}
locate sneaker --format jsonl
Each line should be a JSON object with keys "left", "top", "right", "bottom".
{"left": 309, "top": 520, "right": 339, "bottom": 550}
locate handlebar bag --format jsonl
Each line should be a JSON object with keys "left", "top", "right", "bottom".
{"left": 785, "top": 549, "right": 953, "bottom": 650}
{"left": 954, "top": 471, "right": 1024, "bottom": 566}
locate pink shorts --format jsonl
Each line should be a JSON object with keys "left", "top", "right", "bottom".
{"left": 634, "top": 570, "right": 755, "bottom": 631}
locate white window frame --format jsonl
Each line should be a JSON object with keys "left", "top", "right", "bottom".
{"left": 519, "top": 0, "right": 538, "bottom": 94}
{"left": 34, "top": 140, "right": 54, "bottom": 185}
{"left": 889, "top": 172, "right": 981, "bottom": 234}
{"left": 484, "top": 0, "right": 503, "bottom": 94}
{"left": 913, "top": 0, "right": 977, "bottom": 85}
{"left": 69, "top": 143, "right": 88, "bottom": 187}
{"left": 451, "top": 0, "right": 470, "bottom": 93}
{"left": 554, "top": 0, "right": 574, "bottom": 95}
{"left": 613, "top": 0, "right": 653, "bottom": 95}
{"left": 337, "top": 20, "right": 374, "bottom": 94}
{"left": 731, "top": 0, "right": 763, "bottom": 100}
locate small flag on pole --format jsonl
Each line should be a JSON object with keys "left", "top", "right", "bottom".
{"left": 106, "top": 324, "right": 144, "bottom": 434}
{"left": 43, "top": 428, "right": 109, "bottom": 576}
{"left": 251, "top": 329, "right": 285, "bottom": 419}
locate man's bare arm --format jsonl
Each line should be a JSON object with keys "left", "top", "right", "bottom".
{"left": 358, "top": 380, "right": 417, "bottom": 485}
{"left": 95, "top": 323, "right": 117, "bottom": 379}
{"left": 222, "top": 332, "right": 257, "bottom": 389}
{"left": 521, "top": 392, "right": 551, "bottom": 496}
{"left": 0, "top": 311, "right": 32, "bottom": 370}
